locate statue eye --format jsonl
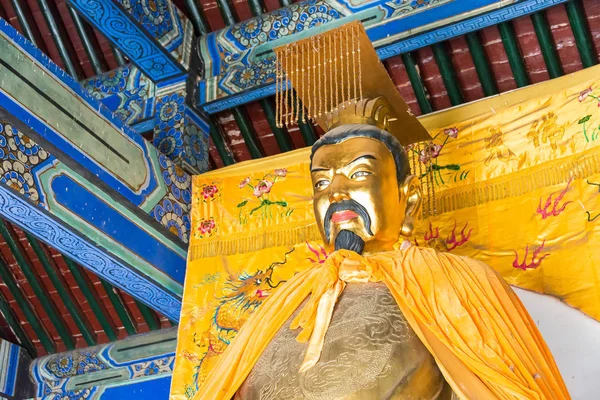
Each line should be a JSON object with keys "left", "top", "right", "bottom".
{"left": 351, "top": 171, "right": 371, "bottom": 179}
{"left": 255, "top": 279, "right": 262, "bottom": 285}
{"left": 314, "top": 179, "right": 330, "bottom": 190}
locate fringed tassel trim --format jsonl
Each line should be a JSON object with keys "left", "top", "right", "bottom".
{"left": 189, "top": 223, "right": 321, "bottom": 261}
{"left": 274, "top": 21, "right": 362, "bottom": 127}
{"left": 434, "top": 145, "right": 600, "bottom": 214}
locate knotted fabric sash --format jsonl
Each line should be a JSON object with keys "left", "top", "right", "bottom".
{"left": 195, "top": 247, "right": 570, "bottom": 400}
{"left": 291, "top": 249, "right": 383, "bottom": 372}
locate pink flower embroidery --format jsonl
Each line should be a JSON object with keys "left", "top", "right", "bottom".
{"left": 579, "top": 87, "right": 593, "bottom": 102}
{"left": 202, "top": 185, "right": 218, "bottom": 199}
{"left": 239, "top": 177, "right": 250, "bottom": 188}
{"left": 419, "top": 143, "right": 442, "bottom": 163}
{"left": 198, "top": 219, "right": 216, "bottom": 235}
{"left": 274, "top": 168, "right": 287, "bottom": 177}
{"left": 444, "top": 127, "right": 458, "bottom": 138}
{"left": 253, "top": 180, "right": 273, "bottom": 197}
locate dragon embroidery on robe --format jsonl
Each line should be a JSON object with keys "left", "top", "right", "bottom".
{"left": 186, "top": 249, "right": 294, "bottom": 397}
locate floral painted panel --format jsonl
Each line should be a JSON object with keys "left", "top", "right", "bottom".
{"left": 115, "top": 0, "right": 191, "bottom": 63}
{"left": 0, "top": 120, "right": 54, "bottom": 207}
{"left": 150, "top": 154, "right": 192, "bottom": 242}
{"left": 153, "top": 89, "right": 210, "bottom": 175}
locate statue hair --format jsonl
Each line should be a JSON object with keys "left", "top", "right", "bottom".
{"left": 310, "top": 124, "right": 411, "bottom": 184}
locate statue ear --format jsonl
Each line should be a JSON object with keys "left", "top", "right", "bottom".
{"left": 399, "top": 175, "right": 422, "bottom": 237}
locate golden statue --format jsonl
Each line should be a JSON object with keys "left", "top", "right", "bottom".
{"left": 194, "top": 22, "right": 569, "bottom": 399}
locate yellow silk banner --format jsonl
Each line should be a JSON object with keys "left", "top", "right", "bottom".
{"left": 171, "top": 65, "right": 600, "bottom": 399}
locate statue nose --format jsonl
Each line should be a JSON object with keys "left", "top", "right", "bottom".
{"left": 329, "top": 191, "right": 350, "bottom": 203}
{"left": 328, "top": 176, "right": 350, "bottom": 203}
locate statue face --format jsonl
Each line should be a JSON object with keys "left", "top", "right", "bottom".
{"left": 311, "top": 136, "right": 408, "bottom": 253}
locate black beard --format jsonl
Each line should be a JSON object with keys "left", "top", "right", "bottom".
{"left": 334, "top": 230, "right": 365, "bottom": 255}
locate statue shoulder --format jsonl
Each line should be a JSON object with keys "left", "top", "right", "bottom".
{"left": 405, "top": 246, "right": 500, "bottom": 280}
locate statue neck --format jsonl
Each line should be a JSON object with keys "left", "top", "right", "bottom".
{"left": 362, "top": 240, "right": 397, "bottom": 256}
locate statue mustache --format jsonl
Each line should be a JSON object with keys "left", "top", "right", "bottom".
{"left": 324, "top": 199, "right": 373, "bottom": 241}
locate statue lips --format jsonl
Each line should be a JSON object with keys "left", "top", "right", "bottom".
{"left": 324, "top": 199, "right": 373, "bottom": 241}
{"left": 331, "top": 210, "right": 360, "bottom": 223}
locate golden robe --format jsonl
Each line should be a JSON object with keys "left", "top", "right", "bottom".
{"left": 195, "top": 246, "right": 569, "bottom": 400}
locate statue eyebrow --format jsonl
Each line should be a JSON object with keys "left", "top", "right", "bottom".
{"left": 347, "top": 154, "right": 376, "bottom": 166}
{"left": 310, "top": 166, "right": 329, "bottom": 173}
{"left": 311, "top": 155, "right": 376, "bottom": 173}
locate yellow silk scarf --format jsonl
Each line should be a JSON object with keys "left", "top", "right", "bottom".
{"left": 194, "top": 246, "right": 569, "bottom": 400}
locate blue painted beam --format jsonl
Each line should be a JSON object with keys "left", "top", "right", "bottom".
{"left": 0, "top": 19, "right": 192, "bottom": 237}
{"left": 81, "top": 64, "right": 157, "bottom": 126}
{"left": 65, "top": 0, "right": 194, "bottom": 83}
{"left": 0, "top": 20, "right": 183, "bottom": 209}
{"left": 31, "top": 328, "right": 176, "bottom": 399}
{"left": 81, "top": 65, "right": 211, "bottom": 174}
{"left": 0, "top": 339, "right": 35, "bottom": 399}
{"left": 69, "top": 0, "right": 211, "bottom": 173}
{"left": 196, "top": 0, "right": 569, "bottom": 113}
{"left": 0, "top": 167, "right": 182, "bottom": 321}
{"left": 0, "top": 19, "right": 187, "bottom": 320}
